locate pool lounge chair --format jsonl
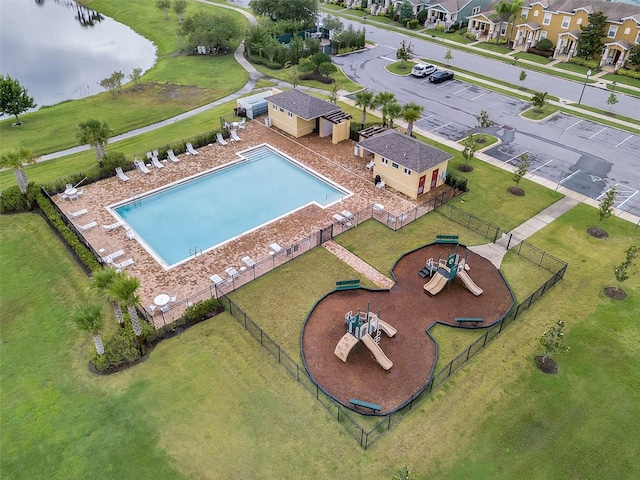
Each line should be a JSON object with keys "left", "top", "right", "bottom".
{"left": 186, "top": 143, "right": 199, "bottom": 155}
{"left": 333, "top": 213, "right": 352, "bottom": 227}
{"left": 225, "top": 267, "right": 240, "bottom": 280}
{"left": 101, "top": 249, "right": 125, "bottom": 263}
{"left": 115, "top": 167, "right": 130, "bottom": 182}
{"left": 210, "top": 274, "right": 224, "bottom": 285}
{"left": 151, "top": 156, "right": 164, "bottom": 169}
{"left": 341, "top": 210, "right": 355, "bottom": 222}
{"left": 78, "top": 221, "right": 98, "bottom": 231}
{"left": 146, "top": 152, "right": 153, "bottom": 160}
{"left": 167, "top": 149, "right": 180, "bottom": 162}
{"left": 152, "top": 149, "right": 159, "bottom": 157}
{"left": 238, "top": 118, "right": 246, "bottom": 129}
{"left": 216, "top": 133, "right": 228, "bottom": 146}
{"left": 269, "top": 243, "right": 283, "bottom": 255}
{"left": 134, "top": 158, "right": 152, "bottom": 174}
{"left": 230, "top": 130, "right": 241, "bottom": 142}
{"left": 68, "top": 208, "right": 88, "bottom": 218}
{"left": 103, "top": 221, "right": 123, "bottom": 232}
{"left": 113, "top": 258, "right": 134, "bottom": 271}
{"left": 147, "top": 304, "right": 157, "bottom": 314}
{"left": 241, "top": 256, "right": 256, "bottom": 268}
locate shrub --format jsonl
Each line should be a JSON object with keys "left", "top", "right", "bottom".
{"left": 465, "top": 32, "right": 477, "bottom": 40}
{"left": 417, "top": 9, "right": 427, "bottom": 24}
{"left": 445, "top": 171, "right": 468, "bottom": 192}
{"left": 569, "top": 57, "right": 600, "bottom": 70}
{"left": 617, "top": 68, "right": 640, "bottom": 80}
{"left": 183, "top": 298, "right": 222, "bottom": 323}
{"left": 435, "top": 25, "right": 445, "bottom": 32}
{"left": 407, "top": 19, "right": 419, "bottom": 29}
{"left": 0, "top": 185, "right": 31, "bottom": 213}
{"left": 536, "top": 38, "right": 553, "bottom": 51}
{"left": 487, "top": 37, "right": 507, "bottom": 44}
{"left": 91, "top": 325, "right": 141, "bottom": 373}
{"left": 528, "top": 46, "right": 554, "bottom": 58}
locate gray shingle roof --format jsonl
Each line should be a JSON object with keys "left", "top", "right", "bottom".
{"left": 264, "top": 89, "right": 340, "bottom": 121}
{"left": 358, "top": 130, "right": 453, "bottom": 173}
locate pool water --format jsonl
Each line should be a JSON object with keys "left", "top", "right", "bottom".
{"left": 112, "top": 145, "right": 351, "bottom": 268}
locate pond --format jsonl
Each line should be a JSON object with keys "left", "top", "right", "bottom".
{"left": 0, "top": 0, "right": 157, "bottom": 109}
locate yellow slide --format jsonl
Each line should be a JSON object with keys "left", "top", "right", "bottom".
{"left": 361, "top": 334, "right": 393, "bottom": 370}
{"left": 377, "top": 319, "right": 397, "bottom": 337}
{"left": 334, "top": 332, "right": 359, "bottom": 362}
{"left": 457, "top": 270, "right": 483, "bottom": 296}
{"left": 423, "top": 272, "right": 448, "bottom": 295}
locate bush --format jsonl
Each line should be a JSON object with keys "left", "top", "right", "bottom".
{"left": 445, "top": 171, "right": 468, "bottom": 192}
{"left": 91, "top": 325, "right": 140, "bottom": 373}
{"left": 183, "top": 298, "right": 222, "bottom": 323}
{"left": 487, "top": 37, "right": 508, "bottom": 44}
{"left": 417, "top": 9, "right": 427, "bottom": 24}
{"left": 528, "top": 47, "right": 554, "bottom": 58}
{"left": 536, "top": 38, "right": 553, "bottom": 51}
{"left": 407, "top": 19, "right": 419, "bottom": 29}
{"left": 569, "top": 57, "right": 600, "bottom": 70}
{"left": 435, "top": 25, "right": 445, "bottom": 32}
{"left": 617, "top": 68, "right": 640, "bottom": 80}
{"left": 465, "top": 32, "right": 477, "bottom": 40}
{"left": 0, "top": 185, "right": 31, "bottom": 213}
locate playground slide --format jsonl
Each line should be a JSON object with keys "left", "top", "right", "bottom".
{"left": 361, "top": 334, "right": 393, "bottom": 371}
{"left": 334, "top": 332, "right": 359, "bottom": 362}
{"left": 377, "top": 320, "right": 397, "bottom": 338}
{"left": 457, "top": 270, "right": 484, "bottom": 296}
{"left": 423, "top": 272, "right": 448, "bottom": 295}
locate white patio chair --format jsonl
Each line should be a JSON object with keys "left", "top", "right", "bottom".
{"left": 210, "top": 274, "right": 224, "bottom": 285}
{"left": 167, "top": 149, "right": 180, "bottom": 162}
{"left": 230, "top": 130, "right": 241, "bottom": 142}
{"left": 147, "top": 304, "right": 157, "bottom": 314}
{"left": 68, "top": 208, "right": 88, "bottom": 218}
{"left": 113, "top": 258, "right": 134, "bottom": 271}
{"left": 78, "top": 221, "right": 98, "bottom": 231}
{"left": 269, "top": 243, "right": 283, "bottom": 255}
{"left": 134, "top": 157, "right": 151, "bottom": 174}
{"left": 186, "top": 143, "right": 199, "bottom": 155}
{"left": 242, "top": 256, "right": 256, "bottom": 268}
{"left": 151, "top": 156, "right": 164, "bottom": 169}
{"left": 115, "top": 167, "right": 130, "bottom": 182}
{"left": 103, "top": 222, "right": 123, "bottom": 232}
{"left": 216, "top": 133, "right": 228, "bottom": 146}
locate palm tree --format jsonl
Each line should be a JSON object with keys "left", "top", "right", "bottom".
{"left": 374, "top": 91, "right": 396, "bottom": 127}
{"left": 495, "top": 0, "right": 523, "bottom": 46}
{"left": 71, "top": 304, "right": 106, "bottom": 355}
{"left": 110, "top": 274, "right": 144, "bottom": 352}
{"left": 354, "top": 90, "right": 375, "bottom": 126}
{"left": 402, "top": 102, "right": 424, "bottom": 136}
{"left": 77, "top": 119, "right": 113, "bottom": 167}
{"left": 89, "top": 268, "right": 126, "bottom": 327}
{"left": 0, "top": 147, "right": 36, "bottom": 197}
{"left": 383, "top": 101, "right": 402, "bottom": 129}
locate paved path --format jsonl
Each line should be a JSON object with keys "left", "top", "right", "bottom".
{"left": 322, "top": 240, "right": 395, "bottom": 289}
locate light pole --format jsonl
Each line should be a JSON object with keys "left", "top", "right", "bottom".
{"left": 578, "top": 68, "right": 592, "bottom": 105}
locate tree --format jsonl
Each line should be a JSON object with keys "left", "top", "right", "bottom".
{"left": 402, "top": 102, "right": 424, "bottom": 137}
{"left": 249, "top": 0, "right": 318, "bottom": 24}
{"left": 318, "top": 62, "right": 337, "bottom": 77}
{"left": 577, "top": 11, "right": 607, "bottom": 59}
{"left": 519, "top": 70, "right": 527, "bottom": 88}
{"left": 71, "top": 304, "right": 106, "bottom": 356}
{"left": 613, "top": 244, "right": 639, "bottom": 293}
{"left": 606, "top": 93, "right": 618, "bottom": 114}
{"left": 512, "top": 153, "right": 530, "bottom": 187}
{"left": 77, "top": 119, "right": 113, "bottom": 167}
{"left": 0, "top": 74, "right": 37, "bottom": 125}
{"left": 461, "top": 132, "right": 478, "bottom": 170}
{"left": 156, "top": 0, "right": 171, "bottom": 19}
{"left": 539, "top": 320, "right": 569, "bottom": 364}
{"left": 476, "top": 109, "right": 495, "bottom": 130}
{"left": 396, "top": 39, "right": 414, "bottom": 69}
{"left": 398, "top": 0, "right": 414, "bottom": 24}
{"left": 444, "top": 48, "right": 453, "bottom": 65}
{"left": 383, "top": 101, "right": 402, "bottom": 129}
{"left": 531, "top": 91, "right": 548, "bottom": 112}
{"left": 494, "top": 0, "right": 523, "bottom": 44}
{"left": 182, "top": 12, "right": 241, "bottom": 54}
{"left": 129, "top": 67, "right": 143, "bottom": 91}
{"left": 173, "top": 0, "right": 187, "bottom": 22}
{"left": 597, "top": 186, "right": 616, "bottom": 226}
{"left": 354, "top": 90, "right": 375, "bottom": 126}
{"left": 328, "top": 82, "right": 338, "bottom": 105}
{"left": 322, "top": 14, "right": 343, "bottom": 32}
{"left": 110, "top": 274, "right": 144, "bottom": 353}
{"left": 629, "top": 44, "right": 640, "bottom": 66}
{"left": 244, "top": 23, "right": 273, "bottom": 58}
{"left": 90, "top": 268, "right": 126, "bottom": 327}
{"left": 374, "top": 91, "right": 396, "bottom": 127}
{"left": 99, "top": 72, "right": 120, "bottom": 99}
{"left": 0, "top": 147, "right": 37, "bottom": 196}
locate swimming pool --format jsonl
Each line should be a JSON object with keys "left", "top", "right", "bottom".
{"left": 109, "top": 144, "right": 352, "bottom": 269}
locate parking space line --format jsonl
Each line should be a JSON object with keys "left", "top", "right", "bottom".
{"left": 380, "top": 56, "right": 396, "bottom": 62}
{"left": 505, "top": 151, "right": 528, "bottom": 164}
{"left": 436, "top": 82, "right": 452, "bottom": 89}
{"left": 558, "top": 169, "right": 580, "bottom": 185}
{"left": 564, "top": 119, "right": 583, "bottom": 131}
{"left": 529, "top": 159, "right": 554, "bottom": 174}
{"left": 453, "top": 86, "right": 472, "bottom": 94}
{"left": 618, "top": 191, "right": 639, "bottom": 209}
{"left": 471, "top": 92, "right": 489, "bottom": 100}
{"left": 596, "top": 185, "right": 616, "bottom": 200}
{"left": 430, "top": 122, "right": 452, "bottom": 131}
{"left": 422, "top": 114, "right": 434, "bottom": 120}
{"left": 589, "top": 127, "right": 607, "bottom": 139}
{"left": 615, "top": 135, "right": 633, "bottom": 148}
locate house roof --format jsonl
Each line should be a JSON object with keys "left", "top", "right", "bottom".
{"left": 358, "top": 130, "right": 453, "bottom": 173}
{"left": 604, "top": 39, "right": 635, "bottom": 49}
{"left": 264, "top": 89, "right": 340, "bottom": 121}
{"left": 427, "top": 0, "right": 473, "bottom": 15}
{"left": 522, "top": 0, "right": 640, "bottom": 22}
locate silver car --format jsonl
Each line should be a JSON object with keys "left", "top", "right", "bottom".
{"left": 410, "top": 63, "right": 437, "bottom": 78}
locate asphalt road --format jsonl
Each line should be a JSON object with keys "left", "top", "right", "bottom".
{"left": 333, "top": 46, "right": 640, "bottom": 216}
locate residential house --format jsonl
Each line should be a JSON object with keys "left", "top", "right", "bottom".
{"left": 512, "top": 0, "right": 640, "bottom": 71}
{"left": 467, "top": 2, "right": 510, "bottom": 41}
{"left": 357, "top": 129, "right": 453, "bottom": 199}
{"left": 264, "top": 89, "right": 352, "bottom": 144}
{"left": 424, "top": 0, "right": 493, "bottom": 29}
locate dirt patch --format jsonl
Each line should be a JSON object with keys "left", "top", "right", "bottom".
{"left": 535, "top": 356, "right": 558, "bottom": 374}
{"left": 587, "top": 227, "right": 609, "bottom": 239}
{"left": 302, "top": 244, "right": 514, "bottom": 414}
{"left": 508, "top": 186, "right": 525, "bottom": 196}
{"left": 458, "top": 165, "right": 474, "bottom": 172}
{"left": 604, "top": 286, "right": 626, "bottom": 300}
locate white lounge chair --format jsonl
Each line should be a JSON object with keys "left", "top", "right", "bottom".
{"left": 186, "top": 143, "right": 199, "bottom": 155}
{"left": 167, "top": 149, "right": 180, "bottom": 162}
{"left": 147, "top": 304, "right": 157, "bottom": 314}
{"left": 101, "top": 249, "right": 125, "bottom": 263}
{"left": 113, "top": 258, "right": 134, "bottom": 271}
{"left": 151, "top": 156, "right": 164, "bottom": 169}
{"left": 341, "top": 210, "right": 355, "bottom": 221}
{"left": 225, "top": 267, "right": 240, "bottom": 280}
{"left": 152, "top": 149, "right": 159, "bottom": 157}
{"left": 124, "top": 227, "right": 136, "bottom": 240}
{"left": 269, "top": 243, "right": 283, "bottom": 255}
{"left": 241, "top": 256, "right": 256, "bottom": 268}
{"left": 115, "top": 167, "right": 130, "bottom": 182}
{"left": 68, "top": 208, "right": 88, "bottom": 218}
{"left": 169, "top": 295, "right": 177, "bottom": 303}
{"left": 230, "top": 130, "right": 241, "bottom": 142}
{"left": 146, "top": 152, "right": 153, "bottom": 160}
{"left": 134, "top": 158, "right": 151, "bottom": 174}
{"left": 333, "top": 213, "right": 352, "bottom": 227}
{"left": 103, "top": 222, "right": 123, "bottom": 232}
{"left": 376, "top": 180, "right": 386, "bottom": 189}
{"left": 78, "top": 221, "right": 98, "bottom": 231}
{"left": 216, "top": 133, "right": 228, "bottom": 146}
{"left": 210, "top": 274, "right": 224, "bottom": 285}
{"left": 238, "top": 118, "right": 246, "bottom": 129}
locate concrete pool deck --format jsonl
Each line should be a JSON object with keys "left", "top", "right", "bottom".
{"left": 60, "top": 120, "right": 437, "bottom": 321}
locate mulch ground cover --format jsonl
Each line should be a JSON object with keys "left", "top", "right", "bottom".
{"left": 302, "top": 244, "right": 514, "bottom": 414}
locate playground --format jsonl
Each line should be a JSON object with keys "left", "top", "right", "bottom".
{"left": 301, "top": 243, "right": 514, "bottom": 414}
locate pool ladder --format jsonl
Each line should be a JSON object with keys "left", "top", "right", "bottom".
{"left": 190, "top": 246, "right": 203, "bottom": 257}
{"left": 130, "top": 190, "right": 142, "bottom": 207}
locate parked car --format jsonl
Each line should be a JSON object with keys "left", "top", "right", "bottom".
{"left": 428, "top": 70, "right": 454, "bottom": 83}
{"left": 410, "top": 63, "right": 437, "bottom": 78}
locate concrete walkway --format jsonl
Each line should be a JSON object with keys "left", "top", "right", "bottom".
{"left": 322, "top": 240, "right": 395, "bottom": 289}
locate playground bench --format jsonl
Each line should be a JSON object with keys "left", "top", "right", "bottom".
{"left": 455, "top": 317, "right": 483, "bottom": 324}
{"left": 436, "top": 235, "right": 459, "bottom": 244}
{"left": 349, "top": 398, "right": 381, "bottom": 412}
{"left": 336, "top": 279, "right": 360, "bottom": 290}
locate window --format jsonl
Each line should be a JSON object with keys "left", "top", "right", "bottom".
{"left": 543, "top": 13, "right": 552, "bottom": 25}
{"left": 403, "top": 168, "right": 412, "bottom": 176}
{"left": 287, "top": 112, "right": 293, "bottom": 118}
{"left": 624, "top": 27, "right": 630, "bottom": 35}
{"left": 381, "top": 158, "right": 389, "bottom": 165}
{"left": 607, "top": 25, "right": 617, "bottom": 38}
{"left": 577, "top": 18, "right": 583, "bottom": 25}
{"left": 561, "top": 16, "right": 570, "bottom": 29}
{"left": 540, "top": 31, "right": 548, "bottom": 40}
{"left": 392, "top": 162, "right": 399, "bottom": 169}
{"left": 533, "top": 9, "right": 539, "bottom": 17}
{"left": 521, "top": 8, "right": 530, "bottom": 18}
{"left": 279, "top": 107, "right": 284, "bottom": 112}
{"left": 471, "top": 6, "right": 480, "bottom": 15}
{"left": 637, "top": 31, "right": 640, "bottom": 43}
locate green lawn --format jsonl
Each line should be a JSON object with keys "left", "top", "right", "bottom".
{"left": 521, "top": 104, "right": 558, "bottom": 121}
{"left": 515, "top": 52, "right": 553, "bottom": 64}
{"left": 385, "top": 61, "right": 416, "bottom": 75}
{"left": 474, "top": 43, "right": 511, "bottom": 54}
{"left": 601, "top": 73, "right": 640, "bottom": 89}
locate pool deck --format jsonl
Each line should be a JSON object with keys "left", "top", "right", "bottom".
{"left": 59, "top": 120, "right": 438, "bottom": 323}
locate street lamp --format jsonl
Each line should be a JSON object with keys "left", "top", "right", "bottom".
{"left": 578, "top": 68, "right": 593, "bottom": 105}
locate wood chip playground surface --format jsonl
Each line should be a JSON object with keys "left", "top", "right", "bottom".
{"left": 301, "top": 244, "right": 514, "bottom": 415}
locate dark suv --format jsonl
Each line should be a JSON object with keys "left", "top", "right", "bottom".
{"left": 428, "top": 71, "right": 454, "bottom": 83}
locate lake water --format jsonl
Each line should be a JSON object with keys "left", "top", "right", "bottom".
{"left": 0, "top": 0, "right": 157, "bottom": 109}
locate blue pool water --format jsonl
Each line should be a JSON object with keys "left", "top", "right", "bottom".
{"left": 112, "top": 145, "right": 350, "bottom": 268}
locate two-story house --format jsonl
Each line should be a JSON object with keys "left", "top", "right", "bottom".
{"left": 423, "top": 0, "right": 493, "bottom": 28}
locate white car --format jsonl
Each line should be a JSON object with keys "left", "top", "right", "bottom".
{"left": 411, "top": 63, "right": 437, "bottom": 78}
